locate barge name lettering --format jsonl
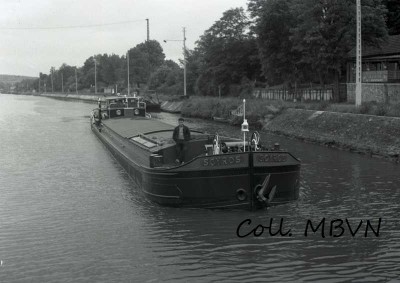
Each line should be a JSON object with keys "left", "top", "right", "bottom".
{"left": 203, "top": 156, "right": 241, "bottom": 167}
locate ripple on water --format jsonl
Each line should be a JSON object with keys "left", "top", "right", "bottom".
{"left": 0, "top": 96, "right": 399, "bottom": 282}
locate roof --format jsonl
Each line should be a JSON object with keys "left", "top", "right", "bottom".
{"left": 348, "top": 34, "right": 400, "bottom": 58}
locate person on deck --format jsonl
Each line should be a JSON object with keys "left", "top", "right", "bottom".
{"left": 173, "top": 117, "right": 191, "bottom": 164}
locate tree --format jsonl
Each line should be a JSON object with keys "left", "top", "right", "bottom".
{"left": 99, "top": 54, "right": 123, "bottom": 86}
{"left": 383, "top": 0, "right": 400, "bottom": 35}
{"left": 248, "top": 0, "right": 299, "bottom": 86}
{"left": 249, "top": 0, "right": 388, "bottom": 100}
{"left": 127, "top": 40, "right": 165, "bottom": 88}
{"left": 148, "top": 60, "right": 183, "bottom": 95}
{"left": 195, "top": 7, "right": 262, "bottom": 96}
{"left": 184, "top": 49, "right": 203, "bottom": 95}
{"left": 289, "top": 0, "right": 387, "bottom": 99}
{"left": 80, "top": 56, "right": 96, "bottom": 89}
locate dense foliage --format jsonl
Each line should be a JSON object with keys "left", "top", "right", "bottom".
{"left": 11, "top": 0, "right": 395, "bottom": 98}
{"left": 249, "top": 0, "right": 387, "bottom": 99}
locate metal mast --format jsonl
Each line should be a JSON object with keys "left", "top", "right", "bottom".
{"left": 355, "top": 0, "right": 362, "bottom": 106}
{"left": 94, "top": 56, "right": 97, "bottom": 94}
{"left": 146, "top": 18, "right": 149, "bottom": 41}
{"left": 183, "top": 27, "right": 187, "bottom": 97}
{"left": 75, "top": 67, "right": 78, "bottom": 94}
{"left": 51, "top": 67, "right": 54, "bottom": 92}
{"left": 127, "top": 50, "right": 130, "bottom": 96}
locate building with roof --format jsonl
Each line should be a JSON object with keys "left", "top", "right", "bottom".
{"left": 346, "top": 35, "right": 400, "bottom": 103}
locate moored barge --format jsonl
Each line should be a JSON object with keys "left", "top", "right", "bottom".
{"left": 90, "top": 96, "right": 301, "bottom": 210}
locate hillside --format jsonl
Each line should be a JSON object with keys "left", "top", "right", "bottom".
{"left": 0, "top": 74, "right": 37, "bottom": 84}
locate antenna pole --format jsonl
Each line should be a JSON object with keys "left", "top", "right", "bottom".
{"left": 146, "top": 18, "right": 150, "bottom": 41}
{"left": 183, "top": 27, "right": 187, "bottom": 96}
{"left": 127, "top": 50, "right": 130, "bottom": 96}
{"left": 75, "top": 67, "right": 78, "bottom": 94}
{"left": 94, "top": 57, "right": 97, "bottom": 94}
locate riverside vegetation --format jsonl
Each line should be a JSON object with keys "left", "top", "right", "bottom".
{"left": 178, "top": 96, "right": 400, "bottom": 162}
{"left": 181, "top": 96, "right": 400, "bottom": 125}
{"left": 8, "top": 1, "right": 399, "bottom": 103}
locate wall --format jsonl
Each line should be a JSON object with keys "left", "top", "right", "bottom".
{"left": 347, "top": 83, "right": 400, "bottom": 103}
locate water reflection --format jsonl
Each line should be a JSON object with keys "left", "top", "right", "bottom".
{"left": 148, "top": 112, "right": 400, "bottom": 282}
{"left": 0, "top": 95, "right": 399, "bottom": 282}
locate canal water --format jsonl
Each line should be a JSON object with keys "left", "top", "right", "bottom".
{"left": 0, "top": 94, "right": 399, "bottom": 282}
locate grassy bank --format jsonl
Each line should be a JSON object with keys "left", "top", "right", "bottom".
{"left": 265, "top": 108, "right": 400, "bottom": 162}
{"left": 177, "top": 96, "right": 400, "bottom": 162}
{"left": 180, "top": 96, "right": 400, "bottom": 124}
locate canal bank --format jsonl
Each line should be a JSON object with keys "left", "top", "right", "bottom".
{"left": 34, "top": 93, "right": 400, "bottom": 162}
{"left": 171, "top": 99, "right": 400, "bottom": 163}
{"left": 2, "top": 93, "right": 400, "bottom": 282}
{"left": 34, "top": 92, "right": 101, "bottom": 102}
{"left": 263, "top": 108, "right": 400, "bottom": 162}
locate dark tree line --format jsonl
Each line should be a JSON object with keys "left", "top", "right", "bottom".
{"left": 17, "top": 0, "right": 398, "bottom": 98}
{"left": 187, "top": 0, "right": 393, "bottom": 99}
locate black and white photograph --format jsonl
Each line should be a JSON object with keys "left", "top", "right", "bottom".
{"left": 1, "top": 0, "right": 399, "bottom": 282}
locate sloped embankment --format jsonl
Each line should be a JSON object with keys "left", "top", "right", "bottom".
{"left": 36, "top": 93, "right": 100, "bottom": 101}
{"left": 264, "top": 108, "right": 400, "bottom": 161}
{"left": 160, "top": 101, "right": 184, "bottom": 113}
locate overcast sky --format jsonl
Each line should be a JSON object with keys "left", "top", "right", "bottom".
{"left": 0, "top": 0, "right": 249, "bottom": 77}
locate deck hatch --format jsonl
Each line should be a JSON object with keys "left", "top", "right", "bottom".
{"left": 131, "top": 136, "right": 158, "bottom": 148}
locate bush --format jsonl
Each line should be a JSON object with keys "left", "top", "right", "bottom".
{"left": 317, "top": 101, "right": 330, "bottom": 110}
{"left": 358, "top": 102, "right": 374, "bottom": 114}
{"left": 327, "top": 104, "right": 357, "bottom": 113}
{"left": 374, "top": 103, "right": 388, "bottom": 116}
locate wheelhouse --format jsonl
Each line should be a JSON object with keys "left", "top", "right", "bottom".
{"left": 99, "top": 96, "right": 147, "bottom": 119}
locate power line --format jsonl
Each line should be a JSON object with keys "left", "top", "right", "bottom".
{"left": 0, "top": 19, "right": 146, "bottom": 30}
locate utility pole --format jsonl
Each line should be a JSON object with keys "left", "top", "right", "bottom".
{"left": 38, "top": 73, "right": 41, "bottom": 93}
{"left": 51, "top": 67, "right": 54, "bottom": 92}
{"left": 163, "top": 27, "right": 187, "bottom": 96}
{"left": 127, "top": 50, "right": 130, "bottom": 96}
{"left": 146, "top": 18, "right": 149, "bottom": 41}
{"left": 61, "top": 72, "right": 64, "bottom": 93}
{"left": 75, "top": 67, "right": 78, "bottom": 94}
{"left": 183, "top": 27, "right": 187, "bottom": 97}
{"left": 355, "top": 0, "right": 362, "bottom": 106}
{"left": 94, "top": 56, "right": 97, "bottom": 94}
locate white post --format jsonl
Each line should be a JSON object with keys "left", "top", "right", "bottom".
{"left": 94, "top": 57, "right": 97, "bottom": 94}
{"left": 355, "top": 0, "right": 362, "bottom": 106}
{"left": 51, "top": 67, "right": 54, "bottom": 92}
{"left": 127, "top": 50, "right": 130, "bottom": 96}
{"left": 163, "top": 31, "right": 187, "bottom": 96}
{"left": 241, "top": 99, "right": 249, "bottom": 152}
{"left": 146, "top": 18, "right": 150, "bottom": 41}
{"left": 183, "top": 27, "right": 187, "bottom": 97}
{"left": 243, "top": 99, "right": 246, "bottom": 121}
{"left": 75, "top": 67, "right": 78, "bottom": 94}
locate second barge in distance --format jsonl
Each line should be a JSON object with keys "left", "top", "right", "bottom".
{"left": 90, "top": 96, "right": 301, "bottom": 210}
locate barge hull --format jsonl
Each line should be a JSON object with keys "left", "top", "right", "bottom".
{"left": 91, "top": 123, "right": 300, "bottom": 210}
